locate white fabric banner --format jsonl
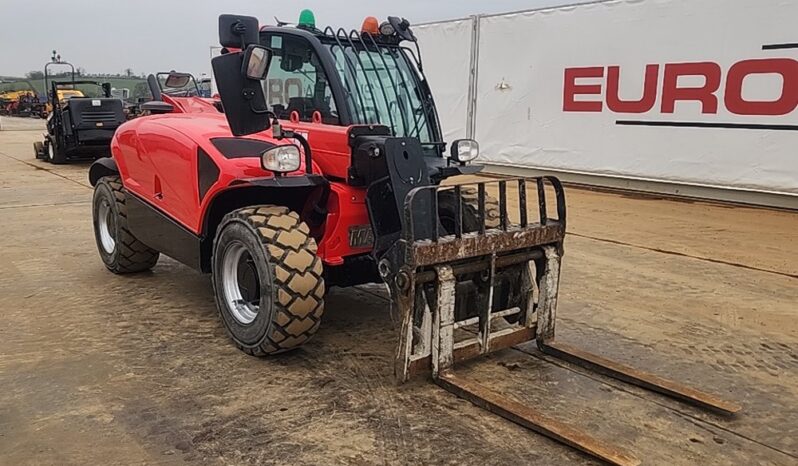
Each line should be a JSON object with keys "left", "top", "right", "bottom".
{"left": 421, "top": 0, "right": 798, "bottom": 196}
{"left": 414, "top": 18, "right": 474, "bottom": 143}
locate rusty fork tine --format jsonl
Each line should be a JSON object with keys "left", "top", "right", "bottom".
{"left": 539, "top": 341, "right": 742, "bottom": 415}
{"left": 436, "top": 372, "right": 641, "bottom": 466}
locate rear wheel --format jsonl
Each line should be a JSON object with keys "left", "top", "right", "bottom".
{"left": 92, "top": 176, "right": 160, "bottom": 273}
{"left": 212, "top": 206, "right": 325, "bottom": 355}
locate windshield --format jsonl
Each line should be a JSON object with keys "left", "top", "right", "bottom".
{"left": 197, "top": 79, "right": 212, "bottom": 98}
{"left": 326, "top": 43, "right": 435, "bottom": 145}
{"left": 260, "top": 32, "right": 438, "bottom": 150}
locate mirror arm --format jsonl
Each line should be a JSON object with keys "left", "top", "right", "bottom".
{"left": 231, "top": 20, "right": 248, "bottom": 49}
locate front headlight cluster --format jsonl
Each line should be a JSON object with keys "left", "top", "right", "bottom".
{"left": 261, "top": 145, "right": 301, "bottom": 173}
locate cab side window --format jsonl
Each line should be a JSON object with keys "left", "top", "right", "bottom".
{"left": 262, "top": 34, "right": 339, "bottom": 124}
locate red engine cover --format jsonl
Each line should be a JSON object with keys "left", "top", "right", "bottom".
{"left": 112, "top": 108, "right": 373, "bottom": 266}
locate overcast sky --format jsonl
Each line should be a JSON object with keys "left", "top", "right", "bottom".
{"left": 0, "top": 0, "right": 594, "bottom": 77}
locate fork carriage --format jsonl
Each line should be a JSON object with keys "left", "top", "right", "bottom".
{"left": 391, "top": 176, "right": 566, "bottom": 381}
{"left": 387, "top": 175, "right": 739, "bottom": 466}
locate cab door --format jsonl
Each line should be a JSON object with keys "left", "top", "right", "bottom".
{"left": 260, "top": 32, "right": 341, "bottom": 125}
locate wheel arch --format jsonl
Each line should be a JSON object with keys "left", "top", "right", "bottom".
{"left": 89, "top": 157, "right": 119, "bottom": 186}
{"left": 199, "top": 179, "right": 328, "bottom": 273}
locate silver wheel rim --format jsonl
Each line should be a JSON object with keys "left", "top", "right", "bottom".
{"left": 97, "top": 199, "right": 116, "bottom": 254}
{"left": 47, "top": 142, "right": 54, "bottom": 160}
{"left": 221, "top": 241, "right": 261, "bottom": 325}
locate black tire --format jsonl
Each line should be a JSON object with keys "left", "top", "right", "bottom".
{"left": 46, "top": 138, "right": 67, "bottom": 164}
{"left": 437, "top": 187, "right": 501, "bottom": 233}
{"left": 33, "top": 141, "right": 44, "bottom": 160}
{"left": 92, "top": 176, "right": 160, "bottom": 273}
{"left": 461, "top": 187, "right": 501, "bottom": 229}
{"left": 437, "top": 188, "right": 522, "bottom": 322}
{"left": 212, "top": 205, "right": 325, "bottom": 355}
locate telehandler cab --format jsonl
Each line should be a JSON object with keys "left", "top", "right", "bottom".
{"left": 89, "top": 13, "right": 740, "bottom": 465}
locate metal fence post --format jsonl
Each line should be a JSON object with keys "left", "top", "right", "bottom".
{"left": 466, "top": 14, "right": 482, "bottom": 140}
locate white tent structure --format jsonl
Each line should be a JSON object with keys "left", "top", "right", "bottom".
{"left": 415, "top": 0, "right": 798, "bottom": 208}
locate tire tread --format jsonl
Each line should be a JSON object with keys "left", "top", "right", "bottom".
{"left": 217, "top": 206, "right": 325, "bottom": 355}
{"left": 100, "top": 176, "right": 159, "bottom": 273}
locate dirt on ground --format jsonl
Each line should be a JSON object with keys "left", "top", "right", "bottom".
{"left": 0, "top": 129, "right": 796, "bottom": 465}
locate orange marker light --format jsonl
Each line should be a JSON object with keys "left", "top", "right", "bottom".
{"left": 361, "top": 16, "right": 379, "bottom": 34}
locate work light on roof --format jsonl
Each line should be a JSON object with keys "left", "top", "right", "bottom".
{"left": 379, "top": 21, "right": 395, "bottom": 36}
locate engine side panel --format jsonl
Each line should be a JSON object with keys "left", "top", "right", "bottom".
{"left": 111, "top": 113, "right": 381, "bottom": 267}
{"left": 113, "top": 113, "right": 315, "bottom": 234}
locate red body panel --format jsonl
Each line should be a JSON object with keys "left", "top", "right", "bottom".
{"left": 162, "top": 95, "right": 220, "bottom": 114}
{"left": 279, "top": 121, "right": 352, "bottom": 180}
{"left": 112, "top": 108, "right": 372, "bottom": 266}
{"left": 316, "top": 183, "right": 372, "bottom": 264}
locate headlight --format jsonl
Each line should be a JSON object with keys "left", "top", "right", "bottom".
{"left": 450, "top": 139, "right": 479, "bottom": 163}
{"left": 262, "top": 144, "right": 301, "bottom": 173}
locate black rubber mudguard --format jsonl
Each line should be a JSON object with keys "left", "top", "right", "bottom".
{"left": 88, "top": 157, "right": 118, "bottom": 186}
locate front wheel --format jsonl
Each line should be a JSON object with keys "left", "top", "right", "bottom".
{"left": 212, "top": 206, "right": 325, "bottom": 355}
{"left": 33, "top": 141, "right": 44, "bottom": 159}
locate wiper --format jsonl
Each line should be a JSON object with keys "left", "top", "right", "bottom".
{"left": 386, "top": 46, "right": 420, "bottom": 137}
{"left": 406, "top": 106, "right": 427, "bottom": 139}
{"left": 395, "top": 79, "right": 424, "bottom": 140}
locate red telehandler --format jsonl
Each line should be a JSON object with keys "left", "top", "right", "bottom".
{"left": 89, "top": 13, "right": 740, "bottom": 465}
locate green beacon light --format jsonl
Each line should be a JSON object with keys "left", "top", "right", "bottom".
{"left": 298, "top": 9, "right": 316, "bottom": 29}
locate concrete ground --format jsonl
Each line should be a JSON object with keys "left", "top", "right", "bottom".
{"left": 0, "top": 116, "right": 45, "bottom": 132}
{"left": 0, "top": 119, "right": 796, "bottom": 465}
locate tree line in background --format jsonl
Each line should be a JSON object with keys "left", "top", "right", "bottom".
{"left": 2, "top": 69, "right": 151, "bottom": 101}
{"left": 24, "top": 68, "right": 146, "bottom": 80}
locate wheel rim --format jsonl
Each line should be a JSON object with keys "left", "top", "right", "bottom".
{"left": 221, "top": 241, "right": 261, "bottom": 325}
{"left": 97, "top": 199, "right": 116, "bottom": 254}
{"left": 47, "top": 142, "right": 54, "bottom": 160}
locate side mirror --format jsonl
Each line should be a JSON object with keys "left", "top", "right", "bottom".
{"left": 213, "top": 14, "right": 271, "bottom": 136}
{"left": 212, "top": 51, "right": 270, "bottom": 136}
{"left": 242, "top": 45, "right": 272, "bottom": 80}
{"left": 164, "top": 73, "right": 191, "bottom": 89}
{"left": 218, "top": 14, "right": 259, "bottom": 49}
